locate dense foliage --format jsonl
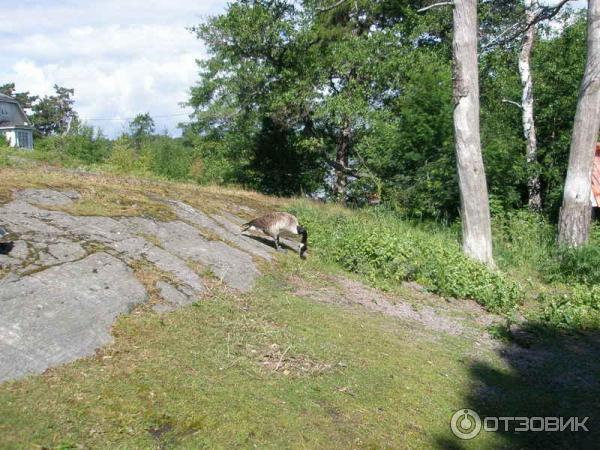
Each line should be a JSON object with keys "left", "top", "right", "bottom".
{"left": 539, "top": 285, "right": 600, "bottom": 331}
{"left": 291, "top": 201, "right": 521, "bottom": 313}
{"left": 183, "top": 1, "right": 587, "bottom": 220}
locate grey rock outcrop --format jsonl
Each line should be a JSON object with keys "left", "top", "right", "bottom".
{"left": 0, "top": 188, "right": 277, "bottom": 381}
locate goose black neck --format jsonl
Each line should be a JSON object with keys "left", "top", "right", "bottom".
{"left": 298, "top": 226, "right": 308, "bottom": 258}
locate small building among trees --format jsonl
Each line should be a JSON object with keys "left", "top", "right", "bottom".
{"left": 0, "top": 93, "right": 33, "bottom": 149}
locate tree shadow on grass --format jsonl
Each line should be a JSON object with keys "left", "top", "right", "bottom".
{"left": 436, "top": 323, "right": 600, "bottom": 449}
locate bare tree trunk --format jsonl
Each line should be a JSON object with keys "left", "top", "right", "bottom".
{"left": 453, "top": 0, "right": 495, "bottom": 266}
{"left": 333, "top": 122, "right": 351, "bottom": 199}
{"left": 520, "top": 0, "right": 542, "bottom": 212}
{"left": 558, "top": 0, "right": 600, "bottom": 247}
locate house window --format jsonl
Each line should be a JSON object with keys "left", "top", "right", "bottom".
{"left": 16, "top": 130, "right": 31, "bottom": 149}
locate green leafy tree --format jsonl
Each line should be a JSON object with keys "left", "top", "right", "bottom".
{"left": 533, "top": 14, "right": 587, "bottom": 218}
{"left": 128, "top": 113, "right": 156, "bottom": 145}
{"left": 185, "top": 0, "right": 586, "bottom": 225}
{"left": 31, "top": 85, "right": 78, "bottom": 137}
{"left": 187, "top": 0, "right": 426, "bottom": 198}
{"left": 0, "top": 83, "right": 38, "bottom": 111}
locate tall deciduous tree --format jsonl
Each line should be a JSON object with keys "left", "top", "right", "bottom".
{"left": 558, "top": 0, "right": 600, "bottom": 246}
{"left": 453, "top": 0, "right": 494, "bottom": 265}
{"left": 128, "top": 112, "right": 156, "bottom": 149}
{"left": 519, "top": 0, "right": 541, "bottom": 211}
{"left": 31, "top": 85, "right": 78, "bottom": 137}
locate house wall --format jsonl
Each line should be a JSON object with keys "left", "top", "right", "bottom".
{"left": 0, "top": 129, "right": 33, "bottom": 149}
{"left": 1, "top": 130, "right": 16, "bottom": 147}
{"left": 0, "top": 99, "right": 33, "bottom": 149}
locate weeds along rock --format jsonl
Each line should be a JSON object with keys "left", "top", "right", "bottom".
{"left": 291, "top": 202, "right": 521, "bottom": 314}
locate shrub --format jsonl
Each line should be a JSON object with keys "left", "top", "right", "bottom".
{"left": 144, "top": 137, "right": 194, "bottom": 180}
{"left": 34, "top": 126, "right": 111, "bottom": 166}
{"left": 538, "top": 285, "right": 600, "bottom": 331}
{"left": 107, "top": 140, "right": 141, "bottom": 174}
{"left": 0, "top": 145, "right": 10, "bottom": 167}
{"left": 546, "top": 245, "right": 600, "bottom": 286}
{"left": 492, "top": 209, "right": 555, "bottom": 275}
{"left": 106, "top": 136, "right": 196, "bottom": 181}
{"left": 291, "top": 202, "right": 522, "bottom": 313}
{"left": 188, "top": 138, "right": 246, "bottom": 185}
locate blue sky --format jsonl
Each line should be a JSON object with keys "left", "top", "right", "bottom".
{"left": 0, "top": 0, "right": 588, "bottom": 138}
{"left": 0, "top": 0, "right": 228, "bottom": 137}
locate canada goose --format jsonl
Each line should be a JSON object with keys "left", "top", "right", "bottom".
{"left": 241, "top": 212, "right": 307, "bottom": 258}
{"left": 0, "top": 226, "right": 13, "bottom": 255}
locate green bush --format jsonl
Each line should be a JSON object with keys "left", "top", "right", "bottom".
{"left": 0, "top": 145, "right": 10, "bottom": 167}
{"left": 545, "top": 245, "right": 600, "bottom": 286}
{"left": 106, "top": 139, "right": 142, "bottom": 174}
{"left": 105, "top": 136, "right": 196, "bottom": 181}
{"left": 492, "top": 210, "right": 556, "bottom": 277}
{"left": 144, "top": 137, "right": 194, "bottom": 180}
{"left": 539, "top": 285, "right": 600, "bottom": 331}
{"left": 291, "top": 202, "right": 522, "bottom": 313}
{"left": 184, "top": 137, "right": 247, "bottom": 185}
{"left": 34, "top": 126, "right": 111, "bottom": 166}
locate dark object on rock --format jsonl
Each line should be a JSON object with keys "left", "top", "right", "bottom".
{"left": 0, "top": 242, "right": 14, "bottom": 255}
{"left": 0, "top": 226, "right": 14, "bottom": 255}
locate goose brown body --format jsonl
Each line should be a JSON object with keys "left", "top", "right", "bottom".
{"left": 241, "top": 212, "right": 307, "bottom": 258}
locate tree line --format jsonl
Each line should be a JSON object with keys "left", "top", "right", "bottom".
{"left": 3, "top": 0, "right": 599, "bottom": 268}
{"left": 184, "top": 0, "right": 600, "bottom": 266}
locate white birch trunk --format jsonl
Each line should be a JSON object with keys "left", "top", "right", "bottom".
{"left": 519, "top": 0, "right": 542, "bottom": 211}
{"left": 558, "top": 0, "right": 600, "bottom": 247}
{"left": 453, "top": 0, "right": 495, "bottom": 266}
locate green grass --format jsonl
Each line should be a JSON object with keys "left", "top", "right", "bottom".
{"left": 0, "top": 260, "right": 488, "bottom": 449}
{"left": 2, "top": 255, "right": 599, "bottom": 449}
{"left": 1, "top": 161, "right": 600, "bottom": 448}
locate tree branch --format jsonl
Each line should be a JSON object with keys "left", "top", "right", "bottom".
{"left": 316, "top": 0, "right": 349, "bottom": 13}
{"left": 417, "top": 1, "right": 454, "bottom": 13}
{"left": 485, "top": 0, "right": 572, "bottom": 49}
{"left": 323, "top": 156, "right": 363, "bottom": 178}
{"left": 502, "top": 98, "right": 524, "bottom": 109}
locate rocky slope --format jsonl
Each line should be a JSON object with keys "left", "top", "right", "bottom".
{"left": 0, "top": 187, "right": 287, "bottom": 381}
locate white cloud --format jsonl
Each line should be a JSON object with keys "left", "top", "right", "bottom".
{"left": 0, "top": 0, "right": 227, "bottom": 137}
{"left": 0, "top": 0, "right": 587, "bottom": 137}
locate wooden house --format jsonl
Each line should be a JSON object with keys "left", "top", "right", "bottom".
{"left": 0, "top": 93, "right": 33, "bottom": 149}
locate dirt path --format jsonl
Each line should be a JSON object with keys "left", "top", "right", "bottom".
{"left": 289, "top": 272, "right": 500, "bottom": 339}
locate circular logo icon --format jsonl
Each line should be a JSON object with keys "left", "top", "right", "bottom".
{"left": 450, "top": 408, "right": 482, "bottom": 440}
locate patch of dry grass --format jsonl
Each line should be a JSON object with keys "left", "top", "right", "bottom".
{"left": 253, "top": 342, "right": 335, "bottom": 377}
{"left": 0, "top": 165, "right": 289, "bottom": 222}
{"left": 129, "top": 259, "right": 186, "bottom": 312}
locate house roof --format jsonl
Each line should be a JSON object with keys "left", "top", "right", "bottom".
{"left": 0, "top": 93, "right": 18, "bottom": 103}
{"left": 0, "top": 93, "right": 31, "bottom": 128}
{"left": 592, "top": 144, "right": 600, "bottom": 207}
